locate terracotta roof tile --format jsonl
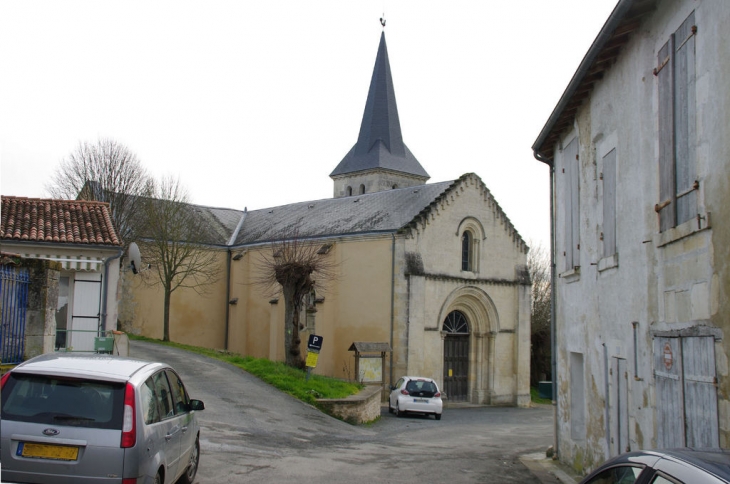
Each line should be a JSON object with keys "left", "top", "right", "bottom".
{"left": 0, "top": 196, "right": 121, "bottom": 246}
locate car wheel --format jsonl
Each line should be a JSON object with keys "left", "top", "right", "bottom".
{"left": 435, "top": 413, "right": 442, "bottom": 421}
{"left": 177, "top": 437, "right": 200, "bottom": 484}
{"left": 154, "top": 470, "right": 163, "bottom": 484}
{"left": 395, "top": 403, "right": 405, "bottom": 418}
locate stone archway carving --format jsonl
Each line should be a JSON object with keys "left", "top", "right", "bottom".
{"left": 437, "top": 286, "right": 499, "bottom": 404}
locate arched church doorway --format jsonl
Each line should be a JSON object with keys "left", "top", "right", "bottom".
{"left": 443, "top": 310, "right": 469, "bottom": 401}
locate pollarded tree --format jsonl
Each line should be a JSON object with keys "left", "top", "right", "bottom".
{"left": 46, "top": 137, "right": 152, "bottom": 245}
{"left": 253, "top": 235, "right": 336, "bottom": 369}
{"left": 139, "top": 176, "right": 221, "bottom": 342}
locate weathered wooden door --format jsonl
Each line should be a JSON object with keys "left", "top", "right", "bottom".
{"left": 611, "top": 357, "right": 629, "bottom": 455}
{"left": 654, "top": 336, "right": 718, "bottom": 448}
{"left": 682, "top": 336, "right": 719, "bottom": 447}
{"left": 443, "top": 310, "right": 469, "bottom": 402}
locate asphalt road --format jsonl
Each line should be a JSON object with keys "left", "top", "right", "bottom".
{"left": 130, "top": 340, "right": 554, "bottom": 483}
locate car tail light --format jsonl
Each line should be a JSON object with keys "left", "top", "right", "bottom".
{"left": 0, "top": 372, "right": 10, "bottom": 389}
{"left": 122, "top": 479, "right": 138, "bottom": 484}
{"left": 400, "top": 389, "right": 409, "bottom": 395}
{"left": 121, "top": 382, "right": 136, "bottom": 448}
{"left": 434, "top": 392, "right": 441, "bottom": 397}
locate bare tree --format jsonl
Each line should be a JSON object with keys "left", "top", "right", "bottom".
{"left": 139, "top": 176, "right": 221, "bottom": 342}
{"left": 528, "top": 241, "right": 552, "bottom": 386}
{"left": 253, "top": 235, "right": 336, "bottom": 369}
{"left": 46, "top": 137, "right": 151, "bottom": 245}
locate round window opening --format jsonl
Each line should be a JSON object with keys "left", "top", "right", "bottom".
{"left": 443, "top": 310, "right": 469, "bottom": 334}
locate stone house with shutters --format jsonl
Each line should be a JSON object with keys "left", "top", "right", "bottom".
{"left": 0, "top": 197, "right": 123, "bottom": 360}
{"left": 532, "top": 0, "right": 730, "bottom": 473}
{"left": 123, "top": 31, "right": 531, "bottom": 406}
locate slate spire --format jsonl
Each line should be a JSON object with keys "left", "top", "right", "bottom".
{"left": 330, "top": 32, "right": 429, "bottom": 181}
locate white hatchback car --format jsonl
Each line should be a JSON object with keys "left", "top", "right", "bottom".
{"left": 1, "top": 353, "right": 204, "bottom": 484}
{"left": 389, "top": 376, "right": 443, "bottom": 420}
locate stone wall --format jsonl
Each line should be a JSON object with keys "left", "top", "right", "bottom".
{"left": 316, "top": 385, "right": 382, "bottom": 424}
{"left": 23, "top": 259, "right": 61, "bottom": 359}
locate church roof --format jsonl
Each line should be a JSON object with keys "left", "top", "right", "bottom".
{"left": 123, "top": 173, "right": 526, "bottom": 253}
{"left": 234, "top": 180, "right": 452, "bottom": 245}
{"left": 330, "top": 32, "right": 429, "bottom": 180}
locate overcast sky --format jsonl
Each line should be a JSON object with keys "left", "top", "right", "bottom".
{"left": 0, "top": 1, "right": 619, "bottom": 250}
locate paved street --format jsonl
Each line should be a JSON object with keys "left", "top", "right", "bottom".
{"left": 130, "top": 341, "right": 557, "bottom": 483}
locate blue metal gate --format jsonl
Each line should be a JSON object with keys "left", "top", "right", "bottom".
{"left": 0, "top": 265, "right": 30, "bottom": 364}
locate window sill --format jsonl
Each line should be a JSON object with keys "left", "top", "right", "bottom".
{"left": 655, "top": 211, "right": 711, "bottom": 248}
{"left": 598, "top": 253, "right": 618, "bottom": 272}
{"left": 559, "top": 267, "right": 580, "bottom": 283}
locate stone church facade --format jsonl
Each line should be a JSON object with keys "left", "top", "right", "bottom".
{"left": 123, "top": 32, "right": 530, "bottom": 406}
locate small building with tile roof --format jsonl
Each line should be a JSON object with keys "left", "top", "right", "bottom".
{"left": 0, "top": 196, "right": 123, "bottom": 358}
{"left": 123, "top": 31, "right": 531, "bottom": 406}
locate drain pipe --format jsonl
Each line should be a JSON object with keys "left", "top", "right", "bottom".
{"left": 534, "top": 150, "right": 559, "bottom": 459}
{"left": 101, "top": 248, "right": 124, "bottom": 332}
{"left": 224, "top": 248, "right": 232, "bottom": 351}
{"left": 390, "top": 233, "right": 396, "bottom": 387}
{"left": 548, "top": 163, "right": 558, "bottom": 459}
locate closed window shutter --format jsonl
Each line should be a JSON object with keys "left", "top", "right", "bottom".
{"left": 657, "top": 39, "right": 675, "bottom": 232}
{"left": 563, "top": 138, "right": 579, "bottom": 271}
{"left": 657, "top": 11, "right": 696, "bottom": 232}
{"left": 602, "top": 149, "right": 617, "bottom": 258}
{"left": 674, "top": 11, "right": 696, "bottom": 226}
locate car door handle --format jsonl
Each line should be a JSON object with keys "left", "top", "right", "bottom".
{"left": 165, "top": 426, "right": 181, "bottom": 441}
{"left": 181, "top": 425, "right": 188, "bottom": 434}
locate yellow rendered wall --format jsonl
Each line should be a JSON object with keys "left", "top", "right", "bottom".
{"left": 227, "top": 236, "right": 394, "bottom": 380}
{"left": 120, "top": 249, "right": 229, "bottom": 350}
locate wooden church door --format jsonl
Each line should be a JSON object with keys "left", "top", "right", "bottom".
{"left": 443, "top": 310, "right": 469, "bottom": 401}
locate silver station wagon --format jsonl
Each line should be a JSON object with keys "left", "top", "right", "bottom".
{"left": 1, "top": 353, "right": 204, "bottom": 484}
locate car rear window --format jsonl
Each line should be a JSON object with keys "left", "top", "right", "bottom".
{"left": 1, "top": 373, "right": 124, "bottom": 430}
{"left": 407, "top": 380, "right": 437, "bottom": 395}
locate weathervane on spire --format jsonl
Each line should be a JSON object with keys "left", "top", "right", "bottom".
{"left": 380, "top": 15, "right": 386, "bottom": 28}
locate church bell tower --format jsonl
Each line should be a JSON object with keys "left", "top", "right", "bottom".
{"left": 330, "top": 31, "right": 429, "bottom": 198}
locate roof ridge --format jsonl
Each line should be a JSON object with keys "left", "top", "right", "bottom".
{"left": 401, "top": 173, "right": 529, "bottom": 253}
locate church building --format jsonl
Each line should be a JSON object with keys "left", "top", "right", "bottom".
{"left": 124, "top": 31, "right": 531, "bottom": 406}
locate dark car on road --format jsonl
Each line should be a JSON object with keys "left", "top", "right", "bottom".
{"left": 579, "top": 448, "right": 730, "bottom": 484}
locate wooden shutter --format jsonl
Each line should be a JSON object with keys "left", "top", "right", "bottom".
{"left": 654, "top": 337, "right": 684, "bottom": 448}
{"left": 563, "top": 138, "right": 579, "bottom": 271}
{"left": 657, "top": 39, "right": 675, "bottom": 232}
{"left": 682, "top": 336, "right": 719, "bottom": 447}
{"left": 673, "top": 12, "right": 697, "bottom": 226}
{"left": 657, "top": 11, "right": 697, "bottom": 232}
{"left": 602, "top": 149, "right": 617, "bottom": 257}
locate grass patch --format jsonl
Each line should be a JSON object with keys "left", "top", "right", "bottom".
{"left": 128, "top": 334, "right": 363, "bottom": 407}
{"left": 531, "top": 386, "right": 552, "bottom": 405}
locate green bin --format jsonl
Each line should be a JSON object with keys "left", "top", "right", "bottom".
{"left": 538, "top": 381, "right": 553, "bottom": 400}
{"left": 94, "top": 337, "right": 114, "bottom": 354}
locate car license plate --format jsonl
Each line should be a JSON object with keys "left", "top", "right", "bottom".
{"left": 413, "top": 398, "right": 429, "bottom": 403}
{"left": 17, "top": 442, "right": 79, "bottom": 461}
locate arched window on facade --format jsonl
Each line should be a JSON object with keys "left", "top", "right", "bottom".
{"left": 359, "top": 184, "right": 365, "bottom": 194}
{"left": 443, "top": 310, "right": 469, "bottom": 334}
{"left": 461, "top": 231, "right": 473, "bottom": 271}
{"left": 346, "top": 186, "right": 352, "bottom": 196}
{"left": 392, "top": 184, "right": 398, "bottom": 189}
